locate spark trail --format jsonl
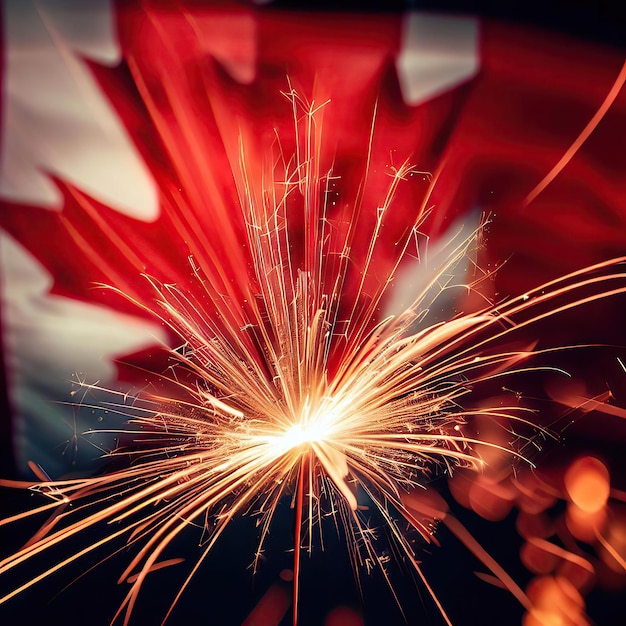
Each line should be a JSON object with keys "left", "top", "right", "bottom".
{"left": 1, "top": 91, "right": 625, "bottom": 626}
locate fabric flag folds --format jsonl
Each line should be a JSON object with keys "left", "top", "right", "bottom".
{"left": 0, "top": 4, "right": 625, "bottom": 625}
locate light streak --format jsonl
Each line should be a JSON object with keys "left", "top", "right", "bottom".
{"left": 523, "top": 59, "right": 626, "bottom": 207}
{"left": 1, "top": 90, "right": 626, "bottom": 626}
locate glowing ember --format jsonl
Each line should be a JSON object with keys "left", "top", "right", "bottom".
{"left": 564, "top": 456, "right": 610, "bottom": 514}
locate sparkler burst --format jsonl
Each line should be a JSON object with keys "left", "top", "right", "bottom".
{"left": 1, "top": 83, "right": 626, "bottom": 626}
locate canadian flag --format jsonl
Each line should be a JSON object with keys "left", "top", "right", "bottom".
{"left": 0, "top": 2, "right": 625, "bottom": 623}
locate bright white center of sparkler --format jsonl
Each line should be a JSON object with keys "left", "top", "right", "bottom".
{"left": 283, "top": 421, "right": 328, "bottom": 448}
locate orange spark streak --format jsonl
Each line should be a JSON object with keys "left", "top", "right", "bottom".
{"left": 524, "top": 59, "right": 626, "bottom": 206}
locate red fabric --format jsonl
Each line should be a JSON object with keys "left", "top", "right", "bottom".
{"left": 1, "top": 6, "right": 626, "bottom": 626}
{"left": 1, "top": 2, "right": 625, "bottom": 469}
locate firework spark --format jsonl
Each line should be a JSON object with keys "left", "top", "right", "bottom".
{"left": 1, "top": 90, "right": 625, "bottom": 626}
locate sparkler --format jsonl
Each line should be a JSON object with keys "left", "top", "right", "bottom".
{"left": 1, "top": 88, "right": 625, "bottom": 626}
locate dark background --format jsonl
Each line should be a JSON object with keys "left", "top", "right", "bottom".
{"left": 275, "top": 0, "right": 626, "bottom": 47}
